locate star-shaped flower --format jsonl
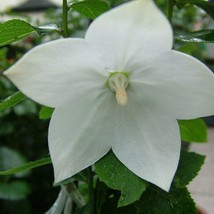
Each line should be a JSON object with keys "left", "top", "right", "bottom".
{"left": 4, "top": 0, "right": 214, "bottom": 191}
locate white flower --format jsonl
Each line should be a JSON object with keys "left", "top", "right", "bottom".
{"left": 4, "top": 0, "right": 214, "bottom": 191}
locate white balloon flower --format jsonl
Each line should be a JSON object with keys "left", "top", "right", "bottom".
{"left": 4, "top": 0, "right": 214, "bottom": 191}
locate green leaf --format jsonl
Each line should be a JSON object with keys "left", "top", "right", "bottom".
{"left": 174, "top": 150, "right": 205, "bottom": 187}
{"left": 116, "top": 187, "right": 196, "bottom": 214}
{"left": 39, "top": 106, "right": 54, "bottom": 119}
{"left": 138, "top": 187, "right": 197, "bottom": 214}
{"left": 95, "top": 151, "right": 147, "bottom": 207}
{"left": 178, "top": 119, "right": 207, "bottom": 143}
{"left": 70, "top": 0, "right": 111, "bottom": 19}
{"left": 0, "top": 181, "right": 31, "bottom": 200}
{"left": 0, "top": 157, "right": 51, "bottom": 176}
{"left": 0, "top": 91, "right": 26, "bottom": 111}
{"left": 0, "top": 19, "right": 36, "bottom": 47}
{"left": 175, "top": 30, "right": 214, "bottom": 43}
{"left": 115, "top": 150, "right": 203, "bottom": 213}
{"left": 177, "top": 0, "right": 214, "bottom": 19}
{"left": 177, "top": 43, "right": 198, "bottom": 55}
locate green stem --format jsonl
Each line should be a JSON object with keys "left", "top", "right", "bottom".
{"left": 62, "top": 0, "right": 69, "bottom": 37}
{"left": 168, "top": 0, "right": 174, "bottom": 23}
{"left": 66, "top": 183, "right": 85, "bottom": 208}
{"left": 95, "top": 180, "right": 109, "bottom": 214}
{"left": 87, "top": 167, "right": 95, "bottom": 214}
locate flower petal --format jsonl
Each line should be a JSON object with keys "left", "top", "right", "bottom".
{"left": 49, "top": 89, "right": 115, "bottom": 183}
{"left": 85, "top": 0, "right": 172, "bottom": 71}
{"left": 130, "top": 50, "right": 214, "bottom": 119}
{"left": 4, "top": 38, "right": 106, "bottom": 108}
{"left": 112, "top": 96, "right": 181, "bottom": 191}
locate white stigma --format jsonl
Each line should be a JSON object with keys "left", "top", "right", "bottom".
{"left": 108, "top": 73, "right": 129, "bottom": 106}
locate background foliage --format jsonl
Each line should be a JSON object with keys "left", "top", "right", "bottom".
{"left": 0, "top": 0, "right": 213, "bottom": 213}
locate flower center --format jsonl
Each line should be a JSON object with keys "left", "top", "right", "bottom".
{"left": 108, "top": 72, "right": 129, "bottom": 106}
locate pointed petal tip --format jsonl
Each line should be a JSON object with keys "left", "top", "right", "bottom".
{"left": 85, "top": 0, "right": 173, "bottom": 69}
{"left": 111, "top": 105, "right": 181, "bottom": 192}
{"left": 155, "top": 177, "right": 173, "bottom": 192}
{"left": 3, "top": 38, "right": 106, "bottom": 108}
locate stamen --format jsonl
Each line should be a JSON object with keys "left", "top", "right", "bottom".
{"left": 108, "top": 73, "right": 129, "bottom": 106}
{"left": 115, "top": 88, "right": 128, "bottom": 106}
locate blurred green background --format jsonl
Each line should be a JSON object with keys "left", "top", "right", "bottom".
{"left": 0, "top": 0, "right": 213, "bottom": 213}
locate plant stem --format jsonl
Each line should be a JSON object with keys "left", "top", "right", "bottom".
{"left": 168, "top": 0, "right": 174, "bottom": 23}
{"left": 62, "top": 0, "right": 69, "bottom": 37}
{"left": 95, "top": 180, "right": 109, "bottom": 214}
{"left": 66, "top": 183, "right": 85, "bottom": 208}
{"left": 87, "top": 167, "right": 95, "bottom": 214}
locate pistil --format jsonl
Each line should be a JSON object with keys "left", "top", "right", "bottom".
{"left": 108, "top": 72, "right": 129, "bottom": 106}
